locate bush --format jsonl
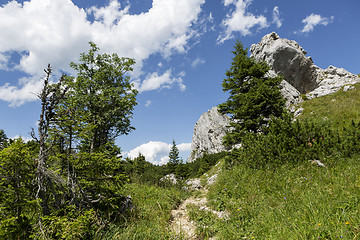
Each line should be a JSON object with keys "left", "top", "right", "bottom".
{"left": 226, "top": 114, "right": 360, "bottom": 169}
{"left": 185, "top": 152, "right": 227, "bottom": 178}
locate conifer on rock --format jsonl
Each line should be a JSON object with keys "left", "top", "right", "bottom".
{"left": 219, "top": 40, "right": 286, "bottom": 146}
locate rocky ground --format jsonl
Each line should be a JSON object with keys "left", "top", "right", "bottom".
{"left": 170, "top": 162, "right": 228, "bottom": 239}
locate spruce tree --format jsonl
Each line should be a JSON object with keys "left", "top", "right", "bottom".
{"left": 219, "top": 40, "right": 286, "bottom": 146}
{"left": 167, "top": 140, "right": 181, "bottom": 173}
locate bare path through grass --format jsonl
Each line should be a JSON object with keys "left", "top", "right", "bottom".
{"left": 170, "top": 161, "right": 228, "bottom": 239}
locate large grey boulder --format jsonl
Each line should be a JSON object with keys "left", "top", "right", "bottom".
{"left": 187, "top": 107, "right": 230, "bottom": 162}
{"left": 160, "top": 173, "right": 178, "bottom": 185}
{"left": 250, "top": 32, "right": 319, "bottom": 93}
{"left": 250, "top": 32, "right": 360, "bottom": 99}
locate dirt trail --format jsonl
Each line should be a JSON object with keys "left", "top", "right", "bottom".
{"left": 170, "top": 171, "right": 228, "bottom": 239}
{"left": 170, "top": 189, "right": 208, "bottom": 239}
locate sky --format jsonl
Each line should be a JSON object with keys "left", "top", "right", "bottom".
{"left": 0, "top": 0, "right": 359, "bottom": 165}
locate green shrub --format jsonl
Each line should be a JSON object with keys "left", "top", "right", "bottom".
{"left": 38, "top": 208, "right": 99, "bottom": 240}
{"left": 227, "top": 114, "right": 360, "bottom": 169}
{"left": 0, "top": 139, "right": 37, "bottom": 239}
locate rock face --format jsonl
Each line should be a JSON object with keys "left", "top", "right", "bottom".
{"left": 250, "top": 32, "right": 319, "bottom": 93}
{"left": 250, "top": 32, "right": 360, "bottom": 100}
{"left": 307, "top": 65, "right": 360, "bottom": 99}
{"left": 187, "top": 107, "right": 230, "bottom": 162}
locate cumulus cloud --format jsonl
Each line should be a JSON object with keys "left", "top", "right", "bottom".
{"left": 178, "top": 142, "right": 192, "bottom": 151}
{"left": 87, "top": 0, "right": 130, "bottom": 27}
{"left": 0, "top": 77, "right": 44, "bottom": 107}
{"left": 127, "top": 140, "right": 191, "bottom": 165}
{"left": 272, "top": 6, "right": 282, "bottom": 28}
{"left": 218, "top": 0, "right": 268, "bottom": 43}
{"left": 0, "top": 0, "right": 205, "bottom": 106}
{"left": 134, "top": 69, "right": 186, "bottom": 93}
{"left": 300, "top": 13, "right": 334, "bottom": 33}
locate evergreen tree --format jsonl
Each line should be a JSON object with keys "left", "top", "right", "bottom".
{"left": 219, "top": 40, "right": 286, "bottom": 146}
{"left": 133, "top": 153, "right": 146, "bottom": 175}
{"left": 169, "top": 140, "right": 180, "bottom": 165}
{"left": 0, "top": 139, "right": 36, "bottom": 238}
{"left": 167, "top": 140, "right": 181, "bottom": 173}
{"left": 0, "top": 129, "right": 7, "bottom": 150}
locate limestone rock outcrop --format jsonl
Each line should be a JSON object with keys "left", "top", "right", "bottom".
{"left": 307, "top": 65, "right": 360, "bottom": 99}
{"left": 187, "top": 107, "right": 230, "bottom": 162}
{"left": 250, "top": 32, "right": 319, "bottom": 93}
{"left": 250, "top": 32, "right": 360, "bottom": 101}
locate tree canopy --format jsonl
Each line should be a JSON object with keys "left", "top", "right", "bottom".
{"left": 219, "top": 40, "right": 286, "bottom": 146}
{"left": 56, "top": 42, "right": 138, "bottom": 153}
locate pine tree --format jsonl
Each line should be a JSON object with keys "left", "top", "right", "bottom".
{"left": 167, "top": 140, "right": 181, "bottom": 173}
{"left": 219, "top": 40, "right": 286, "bottom": 146}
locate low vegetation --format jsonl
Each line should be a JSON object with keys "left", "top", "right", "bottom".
{"left": 299, "top": 83, "right": 360, "bottom": 131}
{"left": 203, "top": 155, "right": 360, "bottom": 239}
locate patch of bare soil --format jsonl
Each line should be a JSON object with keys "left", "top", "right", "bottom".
{"left": 170, "top": 176, "right": 228, "bottom": 239}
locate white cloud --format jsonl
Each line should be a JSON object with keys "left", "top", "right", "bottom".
{"left": 218, "top": 0, "right": 268, "bottom": 43}
{"left": 145, "top": 100, "right": 152, "bottom": 107}
{"left": 0, "top": 53, "right": 10, "bottom": 70}
{"left": 127, "top": 140, "right": 191, "bottom": 165}
{"left": 178, "top": 142, "right": 191, "bottom": 152}
{"left": 0, "top": 0, "right": 205, "bottom": 106}
{"left": 127, "top": 141, "right": 170, "bottom": 163}
{"left": 12, "top": 135, "right": 33, "bottom": 142}
{"left": 191, "top": 57, "right": 205, "bottom": 68}
{"left": 272, "top": 6, "right": 282, "bottom": 28}
{"left": 135, "top": 69, "right": 186, "bottom": 93}
{"left": 160, "top": 156, "right": 170, "bottom": 165}
{"left": 87, "top": 0, "right": 130, "bottom": 27}
{"left": 300, "top": 13, "right": 334, "bottom": 33}
{"left": 0, "top": 77, "right": 44, "bottom": 107}
{"left": 224, "top": 0, "right": 237, "bottom": 6}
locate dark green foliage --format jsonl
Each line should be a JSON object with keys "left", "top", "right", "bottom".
{"left": 71, "top": 151, "right": 127, "bottom": 218}
{"left": 185, "top": 152, "right": 227, "bottom": 178}
{"left": 338, "top": 120, "right": 360, "bottom": 156}
{"left": 226, "top": 114, "right": 360, "bottom": 169}
{"left": 38, "top": 208, "right": 100, "bottom": 240}
{"left": 0, "top": 129, "right": 7, "bottom": 150}
{"left": 133, "top": 153, "right": 146, "bottom": 175}
{"left": 0, "top": 43, "right": 140, "bottom": 238}
{"left": 169, "top": 140, "right": 181, "bottom": 165}
{"left": 219, "top": 40, "right": 286, "bottom": 146}
{"left": 56, "top": 42, "right": 138, "bottom": 153}
{"left": 123, "top": 155, "right": 167, "bottom": 185}
{"left": 166, "top": 140, "right": 182, "bottom": 174}
{"left": 0, "top": 139, "right": 37, "bottom": 239}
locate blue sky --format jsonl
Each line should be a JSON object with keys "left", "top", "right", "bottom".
{"left": 0, "top": 0, "right": 359, "bottom": 164}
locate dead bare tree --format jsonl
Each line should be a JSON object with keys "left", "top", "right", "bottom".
{"left": 33, "top": 64, "right": 68, "bottom": 215}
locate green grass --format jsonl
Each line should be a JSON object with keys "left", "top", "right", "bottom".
{"left": 204, "top": 156, "right": 360, "bottom": 239}
{"left": 95, "top": 183, "right": 189, "bottom": 239}
{"left": 299, "top": 83, "right": 360, "bottom": 131}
